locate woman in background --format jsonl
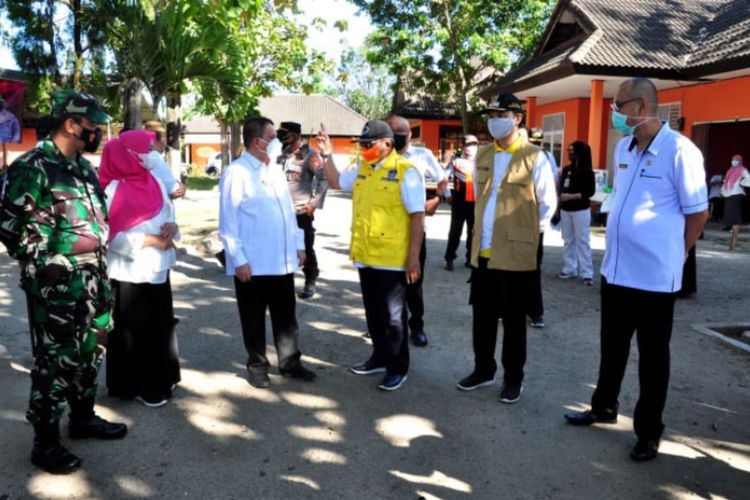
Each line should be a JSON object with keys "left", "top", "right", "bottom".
{"left": 558, "top": 141, "right": 596, "bottom": 285}
{"left": 721, "top": 154, "right": 750, "bottom": 251}
{"left": 100, "top": 130, "right": 180, "bottom": 408}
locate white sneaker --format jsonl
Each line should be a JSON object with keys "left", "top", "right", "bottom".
{"left": 135, "top": 395, "right": 168, "bottom": 408}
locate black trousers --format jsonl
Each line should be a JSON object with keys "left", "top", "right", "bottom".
{"left": 296, "top": 213, "right": 318, "bottom": 281}
{"left": 107, "top": 279, "right": 181, "bottom": 400}
{"left": 445, "top": 183, "right": 474, "bottom": 263}
{"left": 591, "top": 278, "right": 676, "bottom": 442}
{"left": 528, "top": 232, "right": 544, "bottom": 319}
{"left": 405, "top": 234, "right": 427, "bottom": 333}
{"left": 358, "top": 267, "right": 409, "bottom": 375}
{"left": 233, "top": 274, "right": 302, "bottom": 371}
{"left": 469, "top": 258, "right": 533, "bottom": 384}
{"left": 679, "top": 246, "right": 697, "bottom": 295}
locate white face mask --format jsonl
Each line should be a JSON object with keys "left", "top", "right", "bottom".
{"left": 731, "top": 159, "right": 741, "bottom": 167}
{"left": 464, "top": 145, "right": 478, "bottom": 159}
{"left": 266, "top": 137, "right": 283, "bottom": 163}
{"left": 144, "top": 150, "right": 163, "bottom": 171}
{"left": 487, "top": 118, "right": 515, "bottom": 140}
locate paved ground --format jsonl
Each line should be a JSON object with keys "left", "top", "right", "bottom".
{"left": 1, "top": 190, "right": 748, "bottom": 499}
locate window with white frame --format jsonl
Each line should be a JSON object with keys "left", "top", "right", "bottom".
{"left": 542, "top": 113, "right": 565, "bottom": 167}
{"left": 658, "top": 102, "right": 682, "bottom": 130}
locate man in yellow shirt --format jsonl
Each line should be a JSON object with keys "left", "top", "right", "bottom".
{"left": 317, "top": 120, "right": 425, "bottom": 391}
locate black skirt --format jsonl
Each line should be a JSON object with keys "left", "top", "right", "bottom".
{"left": 723, "top": 194, "right": 744, "bottom": 226}
{"left": 107, "top": 277, "right": 181, "bottom": 400}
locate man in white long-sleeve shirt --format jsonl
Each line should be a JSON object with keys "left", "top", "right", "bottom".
{"left": 456, "top": 93, "right": 557, "bottom": 404}
{"left": 219, "top": 117, "right": 316, "bottom": 388}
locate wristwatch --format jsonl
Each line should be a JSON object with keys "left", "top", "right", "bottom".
{"left": 320, "top": 152, "right": 332, "bottom": 159}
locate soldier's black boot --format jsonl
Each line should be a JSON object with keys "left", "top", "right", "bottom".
{"left": 31, "top": 422, "right": 82, "bottom": 474}
{"left": 68, "top": 399, "right": 128, "bottom": 440}
{"left": 297, "top": 277, "right": 316, "bottom": 300}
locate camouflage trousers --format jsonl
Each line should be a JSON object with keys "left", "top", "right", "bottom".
{"left": 23, "top": 259, "right": 113, "bottom": 425}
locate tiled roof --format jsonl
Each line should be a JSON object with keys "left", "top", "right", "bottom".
{"left": 484, "top": 0, "right": 749, "bottom": 96}
{"left": 393, "top": 96, "right": 462, "bottom": 119}
{"left": 184, "top": 94, "right": 367, "bottom": 136}
{"left": 257, "top": 94, "right": 367, "bottom": 136}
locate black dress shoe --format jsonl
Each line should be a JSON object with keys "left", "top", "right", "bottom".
{"left": 445, "top": 260, "right": 454, "bottom": 271}
{"left": 280, "top": 364, "right": 316, "bottom": 381}
{"left": 410, "top": 330, "right": 428, "bottom": 347}
{"left": 630, "top": 439, "right": 659, "bottom": 462}
{"left": 31, "top": 441, "right": 82, "bottom": 474}
{"left": 564, "top": 409, "right": 617, "bottom": 426}
{"left": 68, "top": 415, "right": 128, "bottom": 440}
{"left": 247, "top": 368, "right": 270, "bottom": 388}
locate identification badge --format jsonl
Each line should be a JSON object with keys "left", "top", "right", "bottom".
{"left": 618, "top": 163, "right": 628, "bottom": 169}
{"left": 563, "top": 178, "right": 570, "bottom": 188}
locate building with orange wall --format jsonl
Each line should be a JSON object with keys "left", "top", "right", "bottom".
{"left": 480, "top": 0, "right": 750, "bottom": 185}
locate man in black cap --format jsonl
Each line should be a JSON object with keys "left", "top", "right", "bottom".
{"left": 456, "top": 92, "right": 557, "bottom": 404}
{"left": 277, "top": 121, "right": 328, "bottom": 299}
{"left": 317, "top": 120, "right": 425, "bottom": 391}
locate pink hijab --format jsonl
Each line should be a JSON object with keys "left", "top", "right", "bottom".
{"left": 724, "top": 154, "right": 746, "bottom": 190}
{"left": 99, "top": 130, "right": 164, "bottom": 241}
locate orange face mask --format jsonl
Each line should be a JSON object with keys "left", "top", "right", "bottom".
{"left": 361, "top": 143, "right": 381, "bottom": 164}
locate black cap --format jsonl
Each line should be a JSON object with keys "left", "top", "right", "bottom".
{"left": 528, "top": 127, "right": 544, "bottom": 143}
{"left": 352, "top": 120, "right": 393, "bottom": 143}
{"left": 278, "top": 121, "right": 302, "bottom": 135}
{"left": 481, "top": 92, "right": 525, "bottom": 114}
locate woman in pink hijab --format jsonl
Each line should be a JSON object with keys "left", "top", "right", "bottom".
{"left": 99, "top": 129, "right": 181, "bottom": 408}
{"left": 721, "top": 153, "right": 750, "bottom": 250}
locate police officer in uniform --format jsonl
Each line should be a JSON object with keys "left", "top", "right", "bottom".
{"left": 0, "top": 90, "right": 127, "bottom": 474}
{"left": 277, "top": 122, "right": 328, "bottom": 299}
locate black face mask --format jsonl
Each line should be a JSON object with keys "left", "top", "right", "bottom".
{"left": 78, "top": 124, "right": 103, "bottom": 153}
{"left": 393, "top": 134, "right": 408, "bottom": 152}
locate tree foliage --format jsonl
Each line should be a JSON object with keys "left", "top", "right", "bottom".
{"left": 334, "top": 47, "right": 394, "bottom": 120}
{"left": 350, "top": 0, "right": 555, "bottom": 131}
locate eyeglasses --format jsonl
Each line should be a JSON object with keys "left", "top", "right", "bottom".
{"left": 611, "top": 98, "right": 641, "bottom": 113}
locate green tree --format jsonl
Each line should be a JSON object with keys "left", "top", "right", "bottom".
{"left": 0, "top": 0, "right": 110, "bottom": 112}
{"left": 351, "top": 0, "right": 554, "bottom": 132}
{"left": 335, "top": 47, "right": 394, "bottom": 119}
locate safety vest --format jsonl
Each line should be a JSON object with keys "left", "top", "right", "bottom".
{"left": 470, "top": 141, "right": 541, "bottom": 271}
{"left": 350, "top": 150, "right": 413, "bottom": 268}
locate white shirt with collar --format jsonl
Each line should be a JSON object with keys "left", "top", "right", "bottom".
{"left": 105, "top": 178, "right": 177, "bottom": 284}
{"left": 476, "top": 141, "right": 558, "bottom": 252}
{"left": 219, "top": 150, "right": 304, "bottom": 276}
{"left": 601, "top": 123, "right": 708, "bottom": 293}
{"left": 401, "top": 145, "right": 451, "bottom": 197}
{"left": 338, "top": 156, "right": 426, "bottom": 271}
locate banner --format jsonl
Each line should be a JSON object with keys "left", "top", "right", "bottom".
{"left": 0, "top": 79, "right": 25, "bottom": 144}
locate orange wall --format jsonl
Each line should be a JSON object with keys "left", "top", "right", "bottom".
{"left": 658, "top": 75, "right": 750, "bottom": 138}
{"left": 188, "top": 143, "right": 220, "bottom": 168}
{"left": 414, "top": 118, "right": 463, "bottom": 156}
{"left": 4, "top": 128, "right": 38, "bottom": 165}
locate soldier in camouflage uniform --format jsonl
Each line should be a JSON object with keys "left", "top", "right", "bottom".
{"left": 0, "top": 90, "right": 127, "bottom": 475}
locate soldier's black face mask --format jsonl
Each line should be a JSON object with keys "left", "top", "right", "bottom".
{"left": 393, "top": 134, "right": 408, "bottom": 152}
{"left": 75, "top": 121, "right": 103, "bottom": 153}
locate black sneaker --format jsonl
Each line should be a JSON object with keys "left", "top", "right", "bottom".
{"left": 445, "top": 260, "right": 454, "bottom": 271}
{"left": 630, "top": 439, "right": 659, "bottom": 462}
{"left": 378, "top": 373, "right": 407, "bottom": 391}
{"left": 410, "top": 330, "right": 428, "bottom": 347}
{"left": 499, "top": 382, "right": 523, "bottom": 404}
{"left": 529, "top": 316, "right": 545, "bottom": 328}
{"left": 68, "top": 415, "right": 128, "bottom": 440}
{"left": 350, "top": 359, "right": 386, "bottom": 375}
{"left": 456, "top": 372, "right": 495, "bottom": 391}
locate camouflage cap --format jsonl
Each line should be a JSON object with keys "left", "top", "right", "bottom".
{"left": 51, "top": 89, "right": 110, "bottom": 124}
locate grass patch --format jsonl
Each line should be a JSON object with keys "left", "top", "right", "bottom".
{"left": 185, "top": 175, "right": 219, "bottom": 191}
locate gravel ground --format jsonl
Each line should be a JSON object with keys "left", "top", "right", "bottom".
{"left": 0, "top": 189, "right": 748, "bottom": 499}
